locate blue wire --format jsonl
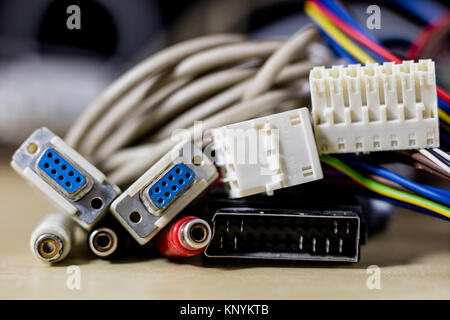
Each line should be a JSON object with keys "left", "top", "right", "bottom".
{"left": 316, "top": 0, "right": 450, "bottom": 122}
{"left": 321, "top": 31, "right": 359, "bottom": 63}
{"left": 426, "top": 185, "right": 450, "bottom": 198}
{"left": 369, "top": 193, "right": 450, "bottom": 221}
{"left": 320, "top": 0, "right": 377, "bottom": 41}
{"left": 438, "top": 98, "right": 450, "bottom": 115}
{"left": 441, "top": 131, "right": 450, "bottom": 147}
{"left": 348, "top": 160, "right": 450, "bottom": 206}
{"left": 389, "top": 0, "right": 446, "bottom": 25}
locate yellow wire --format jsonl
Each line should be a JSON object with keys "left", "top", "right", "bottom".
{"left": 321, "top": 155, "right": 450, "bottom": 219}
{"left": 305, "top": 3, "right": 376, "bottom": 64}
{"left": 438, "top": 109, "right": 450, "bottom": 125}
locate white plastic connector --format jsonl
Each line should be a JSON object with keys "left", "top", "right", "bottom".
{"left": 212, "top": 107, "right": 323, "bottom": 198}
{"left": 310, "top": 60, "right": 439, "bottom": 154}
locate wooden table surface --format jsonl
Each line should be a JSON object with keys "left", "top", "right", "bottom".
{"left": 0, "top": 154, "right": 449, "bottom": 299}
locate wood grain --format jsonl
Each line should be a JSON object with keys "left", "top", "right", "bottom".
{"left": 0, "top": 155, "right": 449, "bottom": 299}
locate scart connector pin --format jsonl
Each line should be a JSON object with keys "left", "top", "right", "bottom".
{"left": 11, "top": 127, "right": 120, "bottom": 230}
{"left": 110, "top": 141, "right": 218, "bottom": 245}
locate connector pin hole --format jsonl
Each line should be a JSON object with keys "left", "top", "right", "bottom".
{"left": 175, "top": 168, "right": 181, "bottom": 174}
{"left": 185, "top": 173, "right": 191, "bottom": 178}
{"left": 179, "top": 179, "right": 184, "bottom": 185}
{"left": 54, "top": 159, "right": 60, "bottom": 164}
{"left": 157, "top": 198, "right": 163, "bottom": 203}
{"left": 47, "top": 152, "right": 53, "bottom": 158}
{"left": 42, "top": 242, "right": 55, "bottom": 254}
{"left": 76, "top": 177, "right": 81, "bottom": 183}
{"left": 65, "top": 182, "right": 71, "bottom": 187}
{"left": 58, "top": 175, "right": 63, "bottom": 181}
{"left": 44, "top": 163, "right": 49, "bottom": 168}
{"left": 61, "top": 165, "right": 67, "bottom": 170}
{"left": 96, "top": 234, "right": 111, "bottom": 249}
{"left": 154, "top": 188, "right": 160, "bottom": 193}
{"left": 90, "top": 198, "right": 103, "bottom": 210}
{"left": 164, "top": 192, "right": 170, "bottom": 197}
{"left": 172, "top": 186, "right": 177, "bottom": 191}
{"left": 68, "top": 171, "right": 74, "bottom": 176}
{"left": 129, "top": 211, "right": 142, "bottom": 223}
{"left": 162, "top": 181, "right": 167, "bottom": 187}
{"left": 169, "top": 175, "right": 174, "bottom": 180}
{"left": 51, "top": 169, "right": 56, "bottom": 174}
{"left": 190, "top": 224, "right": 208, "bottom": 243}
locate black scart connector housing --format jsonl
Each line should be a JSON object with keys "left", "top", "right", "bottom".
{"left": 205, "top": 207, "right": 361, "bottom": 262}
{"left": 202, "top": 183, "right": 371, "bottom": 263}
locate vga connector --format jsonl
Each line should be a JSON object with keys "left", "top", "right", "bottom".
{"left": 110, "top": 141, "right": 218, "bottom": 245}
{"left": 11, "top": 127, "right": 120, "bottom": 230}
{"left": 205, "top": 207, "right": 361, "bottom": 263}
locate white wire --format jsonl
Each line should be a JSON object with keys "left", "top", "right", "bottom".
{"left": 419, "top": 149, "right": 450, "bottom": 175}
{"left": 433, "top": 148, "right": 450, "bottom": 162}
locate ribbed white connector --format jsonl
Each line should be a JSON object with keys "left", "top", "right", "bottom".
{"left": 310, "top": 60, "right": 439, "bottom": 154}
{"left": 30, "top": 213, "right": 76, "bottom": 263}
{"left": 212, "top": 108, "right": 323, "bottom": 198}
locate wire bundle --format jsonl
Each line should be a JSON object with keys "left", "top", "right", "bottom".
{"left": 62, "top": 2, "right": 450, "bottom": 221}
{"left": 304, "top": 0, "right": 450, "bottom": 220}
{"left": 305, "top": 0, "right": 450, "bottom": 126}
{"left": 65, "top": 27, "right": 332, "bottom": 186}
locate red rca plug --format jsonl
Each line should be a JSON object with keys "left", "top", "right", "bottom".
{"left": 156, "top": 216, "right": 212, "bottom": 258}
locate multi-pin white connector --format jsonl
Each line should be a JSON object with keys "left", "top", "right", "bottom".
{"left": 211, "top": 108, "right": 323, "bottom": 198}
{"left": 111, "top": 140, "right": 218, "bottom": 245}
{"left": 11, "top": 127, "right": 121, "bottom": 230}
{"left": 310, "top": 59, "right": 439, "bottom": 154}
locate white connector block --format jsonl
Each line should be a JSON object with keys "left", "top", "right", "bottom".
{"left": 212, "top": 108, "right": 323, "bottom": 198}
{"left": 310, "top": 60, "right": 439, "bottom": 154}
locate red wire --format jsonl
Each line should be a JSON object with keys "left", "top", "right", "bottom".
{"left": 308, "top": 0, "right": 450, "bottom": 105}
{"left": 310, "top": 0, "right": 400, "bottom": 63}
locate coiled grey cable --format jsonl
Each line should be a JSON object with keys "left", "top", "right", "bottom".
{"left": 65, "top": 34, "right": 246, "bottom": 148}
{"left": 66, "top": 25, "right": 334, "bottom": 187}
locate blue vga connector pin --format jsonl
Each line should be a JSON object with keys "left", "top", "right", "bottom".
{"left": 38, "top": 149, "right": 87, "bottom": 195}
{"left": 148, "top": 164, "right": 195, "bottom": 208}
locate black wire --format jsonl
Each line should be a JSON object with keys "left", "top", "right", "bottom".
{"left": 429, "top": 149, "right": 450, "bottom": 167}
